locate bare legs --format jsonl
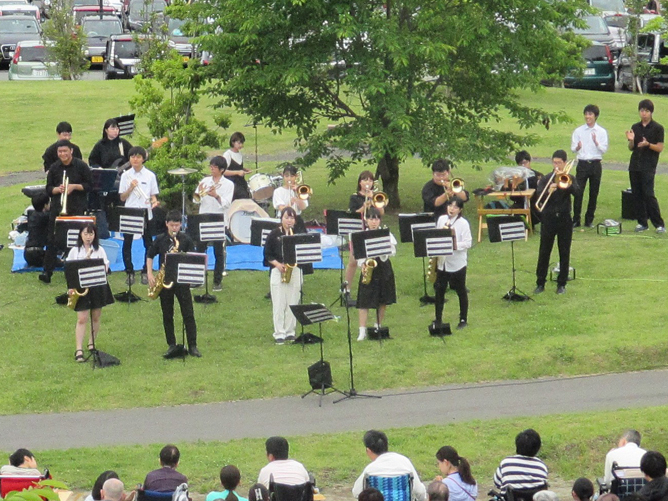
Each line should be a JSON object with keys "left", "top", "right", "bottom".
{"left": 75, "top": 308, "right": 102, "bottom": 351}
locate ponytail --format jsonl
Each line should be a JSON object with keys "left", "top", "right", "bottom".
{"left": 436, "top": 446, "right": 476, "bottom": 486}
{"left": 225, "top": 492, "right": 238, "bottom": 501}
{"left": 458, "top": 457, "right": 476, "bottom": 486}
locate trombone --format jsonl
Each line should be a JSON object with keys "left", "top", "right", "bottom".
{"left": 535, "top": 159, "right": 575, "bottom": 213}
{"left": 294, "top": 171, "right": 312, "bottom": 201}
{"left": 441, "top": 178, "right": 465, "bottom": 195}
{"left": 59, "top": 175, "right": 70, "bottom": 216}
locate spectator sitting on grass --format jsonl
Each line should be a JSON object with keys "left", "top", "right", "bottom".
{"left": 0, "top": 449, "right": 41, "bottom": 476}
{"left": 207, "top": 465, "right": 248, "bottom": 501}
{"left": 427, "top": 481, "right": 449, "bottom": 501}
{"left": 143, "top": 445, "right": 188, "bottom": 493}
{"left": 493, "top": 429, "right": 548, "bottom": 494}
{"left": 571, "top": 478, "right": 594, "bottom": 501}
{"left": 257, "top": 437, "right": 309, "bottom": 488}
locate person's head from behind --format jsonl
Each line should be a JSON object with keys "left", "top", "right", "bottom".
{"left": 210, "top": 156, "right": 228, "bottom": 176}
{"left": 551, "top": 150, "right": 567, "bottom": 172}
{"left": 598, "top": 494, "right": 619, "bottom": 501}
{"left": 515, "top": 151, "right": 532, "bottom": 167}
{"left": 229, "top": 132, "right": 245, "bottom": 150}
{"left": 77, "top": 223, "right": 99, "bottom": 250}
{"left": 159, "top": 444, "right": 180, "bottom": 468}
{"left": 9, "top": 449, "right": 36, "bottom": 468}
{"left": 515, "top": 428, "right": 542, "bottom": 457}
{"left": 359, "top": 488, "right": 385, "bottom": 501}
{"left": 103, "top": 119, "right": 120, "bottom": 140}
{"left": 32, "top": 192, "right": 50, "bottom": 213}
{"left": 427, "top": 481, "right": 449, "bottom": 501}
{"left": 165, "top": 210, "right": 182, "bottom": 235}
{"left": 363, "top": 430, "right": 388, "bottom": 457}
{"left": 435, "top": 445, "right": 475, "bottom": 485}
{"left": 248, "top": 483, "right": 269, "bottom": 501}
{"left": 92, "top": 471, "right": 119, "bottom": 501}
{"left": 265, "top": 436, "right": 289, "bottom": 461}
{"left": 431, "top": 159, "right": 452, "bottom": 185}
{"left": 534, "top": 491, "right": 558, "bottom": 501}
{"left": 641, "top": 451, "right": 667, "bottom": 480}
{"left": 572, "top": 478, "right": 594, "bottom": 501}
{"left": 56, "top": 121, "right": 73, "bottom": 140}
{"left": 220, "top": 465, "right": 241, "bottom": 492}
{"left": 101, "top": 478, "right": 124, "bottom": 501}
{"left": 620, "top": 430, "right": 642, "bottom": 447}
{"left": 583, "top": 104, "right": 600, "bottom": 126}
{"left": 357, "top": 170, "right": 375, "bottom": 193}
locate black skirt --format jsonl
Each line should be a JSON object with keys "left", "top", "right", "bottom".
{"left": 356, "top": 258, "right": 396, "bottom": 309}
{"left": 74, "top": 284, "right": 115, "bottom": 311}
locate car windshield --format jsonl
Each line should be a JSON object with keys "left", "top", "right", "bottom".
{"left": 167, "top": 18, "right": 186, "bottom": 36}
{"left": 583, "top": 45, "right": 609, "bottom": 61}
{"left": 590, "top": 0, "right": 625, "bottom": 11}
{"left": 0, "top": 0, "right": 28, "bottom": 5}
{"left": 0, "top": 9, "right": 37, "bottom": 17}
{"left": 114, "top": 40, "right": 139, "bottom": 58}
{"left": 18, "top": 45, "right": 47, "bottom": 62}
{"left": 83, "top": 19, "right": 122, "bottom": 36}
{"left": 574, "top": 16, "right": 610, "bottom": 35}
{"left": 605, "top": 15, "right": 628, "bottom": 28}
{"left": 0, "top": 18, "right": 39, "bottom": 33}
{"left": 73, "top": 0, "right": 99, "bottom": 6}
{"left": 129, "top": 0, "right": 165, "bottom": 15}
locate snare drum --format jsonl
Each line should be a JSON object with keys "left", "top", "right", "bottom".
{"left": 227, "top": 199, "right": 270, "bottom": 243}
{"left": 248, "top": 173, "right": 275, "bottom": 201}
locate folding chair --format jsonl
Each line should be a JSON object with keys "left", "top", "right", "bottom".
{"left": 136, "top": 489, "right": 175, "bottom": 501}
{"left": 268, "top": 477, "right": 313, "bottom": 501}
{"left": 0, "top": 476, "right": 44, "bottom": 498}
{"left": 364, "top": 474, "right": 413, "bottom": 501}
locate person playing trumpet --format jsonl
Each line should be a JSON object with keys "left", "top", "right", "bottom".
{"left": 534, "top": 150, "right": 579, "bottom": 295}
{"left": 119, "top": 146, "right": 160, "bottom": 286}
{"left": 422, "top": 159, "right": 469, "bottom": 222}
{"left": 273, "top": 164, "right": 309, "bottom": 232}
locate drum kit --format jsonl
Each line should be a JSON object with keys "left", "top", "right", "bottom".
{"left": 168, "top": 167, "right": 282, "bottom": 243}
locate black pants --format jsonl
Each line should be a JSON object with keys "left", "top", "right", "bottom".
{"left": 159, "top": 284, "right": 197, "bottom": 348}
{"left": 629, "top": 170, "right": 665, "bottom": 228}
{"left": 195, "top": 240, "right": 224, "bottom": 285}
{"left": 536, "top": 212, "right": 572, "bottom": 287}
{"left": 122, "top": 232, "right": 152, "bottom": 273}
{"left": 573, "top": 160, "right": 602, "bottom": 226}
{"left": 434, "top": 267, "right": 468, "bottom": 323}
{"left": 24, "top": 247, "right": 45, "bottom": 268}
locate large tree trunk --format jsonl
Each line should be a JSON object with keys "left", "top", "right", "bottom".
{"left": 376, "top": 154, "right": 400, "bottom": 209}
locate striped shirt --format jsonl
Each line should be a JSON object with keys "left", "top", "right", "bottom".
{"left": 493, "top": 455, "right": 548, "bottom": 493}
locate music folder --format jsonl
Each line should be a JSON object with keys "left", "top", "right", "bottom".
{"left": 398, "top": 213, "right": 436, "bottom": 243}
{"left": 187, "top": 213, "right": 227, "bottom": 242}
{"left": 164, "top": 252, "right": 207, "bottom": 286}
{"left": 250, "top": 217, "right": 281, "bottom": 247}
{"left": 282, "top": 233, "right": 322, "bottom": 264}
{"left": 325, "top": 209, "right": 363, "bottom": 236}
{"left": 65, "top": 258, "right": 107, "bottom": 290}
{"left": 109, "top": 206, "right": 147, "bottom": 235}
{"left": 55, "top": 216, "right": 97, "bottom": 252}
{"left": 413, "top": 228, "right": 455, "bottom": 258}
{"left": 350, "top": 228, "right": 391, "bottom": 260}
{"left": 486, "top": 215, "right": 526, "bottom": 243}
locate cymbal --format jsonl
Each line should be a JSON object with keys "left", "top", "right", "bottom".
{"left": 168, "top": 167, "right": 197, "bottom": 176}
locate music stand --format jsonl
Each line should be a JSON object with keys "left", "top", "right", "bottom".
{"left": 188, "top": 213, "right": 226, "bottom": 304}
{"left": 398, "top": 213, "right": 436, "bottom": 305}
{"left": 413, "top": 228, "right": 455, "bottom": 337}
{"left": 164, "top": 252, "right": 207, "bottom": 361}
{"left": 89, "top": 168, "right": 119, "bottom": 239}
{"left": 250, "top": 217, "right": 281, "bottom": 247}
{"left": 110, "top": 207, "right": 148, "bottom": 303}
{"left": 55, "top": 216, "right": 97, "bottom": 253}
{"left": 65, "top": 258, "right": 108, "bottom": 369}
{"left": 113, "top": 114, "right": 135, "bottom": 136}
{"left": 325, "top": 210, "right": 363, "bottom": 306}
{"left": 291, "top": 303, "right": 345, "bottom": 406}
{"left": 487, "top": 215, "right": 531, "bottom": 302}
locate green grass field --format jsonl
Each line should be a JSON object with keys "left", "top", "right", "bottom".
{"left": 2, "top": 81, "right": 668, "bottom": 496}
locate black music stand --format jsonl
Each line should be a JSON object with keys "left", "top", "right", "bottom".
{"left": 89, "top": 168, "right": 118, "bottom": 239}
{"left": 487, "top": 215, "right": 531, "bottom": 302}
{"left": 414, "top": 228, "right": 455, "bottom": 337}
{"left": 325, "top": 210, "right": 363, "bottom": 306}
{"left": 250, "top": 218, "right": 281, "bottom": 247}
{"left": 292, "top": 303, "right": 345, "bottom": 406}
{"left": 398, "top": 213, "right": 436, "bottom": 305}
{"left": 113, "top": 114, "right": 136, "bottom": 136}
{"left": 188, "top": 213, "right": 226, "bottom": 304}
{"left": 54, "top": 216, "right": 96, "bottom": 305}
{"left": 110, "top": 206, "right": 148, "bottom": 303}
{"left": 164, "top": 252, "right": 207, "bottom": 361}
{"left": 65, "top": 258, "right": 111, "bottom": 369}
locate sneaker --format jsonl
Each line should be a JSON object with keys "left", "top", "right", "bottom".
{"left": 657, "top": 226, "right": 666, "bottom": 234}
{"left": 457, "top": 320, "right": 468, "bottom": 330}
{"left": 534, "top": 285, "right": 545, "bottom": 294}
{"left": 635, "top": 224, "right": 649, "bottom": 232}
{"left": 126, "top": 272, "right": 135, "bottom": 286}
{"left": 275, "top": 337, "right": 285, "bottom": 345}
{"left": 188, "top": 346, "right": 202, "bottom": 357}
{"left": 212, "top": 282, "right": 222, "bottom": 292}
{"left": 141, "top": 272, "right": 148, "bottom": 285}
{"left": 285, "top": 334, "right": 296, "bottom": 342}
{"left": 557, "top": 285, "right": 566, "bottom": 295}
{"left": 38, "top": 273, "right": 51, "bottom": 284}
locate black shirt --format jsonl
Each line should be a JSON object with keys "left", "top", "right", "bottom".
{"left": 349, "top": 193, "right": 366, "bottom": 212}
{"left": 421, "top": 180, "right": 470, "bottom": 220}
{"left": 46, "top": 158, "right": 92, "bottom": 216}
{"left": 536, "top": 171, "right": 579, "bottom": 216}
{"left": 629, "top": 119, "right": 664, "bottom": 172}
{"left": 88, "top": 137, "right": 133, "bottom": 168}
{"left": 26, "top": 210, "right": 50, "bottom": 248}
{"left": 262, "top": 227, "right": 313, "bottom": 274}
{"left": 42, "top": 142, "right": 83, "bottom": 172}
{"left": 147, "top": 231, "right": 194, "bottom": 267}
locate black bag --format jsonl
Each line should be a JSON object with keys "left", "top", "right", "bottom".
{"left": 95, "top": 350, "right": 121, "bottom": 368}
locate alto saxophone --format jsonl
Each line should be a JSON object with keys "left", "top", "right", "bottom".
{"left": 68, "top": 247, "right": 92, "bottom": 310}
{"left": 427, "top": 257, "right": 438, "bottom": 284}
{"left": 281, "top": 227, "right": 296, "bottom": 284}
{"left": 148, "top": 232, "right": 179, "bottom": 299}
{"left": 361, "top": 258, "right": 377, "bottom": 285}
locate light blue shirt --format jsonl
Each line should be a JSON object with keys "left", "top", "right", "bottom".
{"left": 443, "top": 472, "right": 478, "bottom": 501}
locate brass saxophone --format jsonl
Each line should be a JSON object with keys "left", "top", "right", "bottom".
{"left": 148, "top": 232, "right": 178, "bottom": 299}
{"left": 68, "top": 247, "right": 92, "bottom": 310}
{"left": 427, "top": 258, "right": 438, "bottom": 283}
{"left": 361, "top": 258, "right": 377, "bottom": 285}
{"left": 281, "top": 227, "right": 296, "bottom": 283}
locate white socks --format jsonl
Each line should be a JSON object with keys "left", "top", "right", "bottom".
{"left": 357, "top": 327, "right": 367, "bottom": 341}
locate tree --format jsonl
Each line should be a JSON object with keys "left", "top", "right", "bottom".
{"left": 42, "top": 0, "right": 89, "bottom": 80}
{"left": 184, "top": 0, "right": 586, "bottom": 208}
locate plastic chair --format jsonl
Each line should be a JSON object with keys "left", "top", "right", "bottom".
{"left": 0, "top": 476, "right": 43, "bottom": 498}
{"left": 364, "top": 474, "right": 413, "bottom": 501}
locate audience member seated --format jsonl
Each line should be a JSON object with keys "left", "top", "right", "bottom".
{"left": 352, "top": 430, "right": 427, "bottom": 501}
{"left": 434, "top": 446, "right": 477, "bottom": 501}
{"left": 143, "top": 445, "right": 188, "bottom": 492}
{"left": 493, "top": 429, "right": 548, "bottom": 494}
{"left": 248, "top": 484, "right": 270, "bottom": 501}
{"left": 604, "top": 431, "right": 647, "bottom": 485}
{"left": 0, "top": 449, "right": 41, "bottom": 476}
{"left": 102, "top": 479, "right": 125, "bottom": 501}
{"left": 638, "top": 451, "right": 668, "bottom": 501}
{"left": 572, "top": 478, "right": 594, "bottom": 501}
{"left": 257, "top": 437, "right": 310, "bottom": 489}
{"left": 533, "top": 492, "right": 558, "bottom": 501}
{"left": 86, "top": 471, "right": 120, "bottom": 501}
{"left": 207, "top": 465, "right": 248, "bottom": 501}
{"left": 360, "top": 488, "right": 386, "bottom": 501}
{"left": 24, "top": 193, "right": 51, "bottom": 268}
{"left": 427, "top": 482, "right": 449, "bottom": 501}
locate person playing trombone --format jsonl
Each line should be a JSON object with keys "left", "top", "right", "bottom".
{"left": 422, "top": 159, "right": 469, "bottom": 221}
{"left": 119, "top": 146, "right": 160, "bottom": 286}
{"left": 534, "top": 150, "right": 579, "bottom": 295}
{"left": 273, "top": 164, "right": 308, "bottom": 233}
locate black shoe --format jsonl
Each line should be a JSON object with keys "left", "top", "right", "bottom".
{"left": 264, "top": 291, "right": 272, "bottom": 299}
{"left": 457, "top": 320, "right": 468, "bottom": 330}
{"left": 163, "top": 344, "right": 184, "bottom": 359}
{"left": 573, "top": 221, "right": 581, "bottom": 229}
{"left": 534, "top": 285, "right": 545, "bottom": 294}
{"left": 188, "top": 346, "right": 202, "bottom": 357}
{"left": 213, "top": 282, "right": 222, "bottom": 292}
{"left": 38, "top": 273, "right": 51, "bottom": 284}
{"left": 557, "top": 285, "right": 566, "bottom": 295}
{"left": 345, "top": 296, "right": 357, "bottom": 308}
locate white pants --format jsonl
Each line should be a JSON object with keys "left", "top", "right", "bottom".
{"left": 270, "top": 267, "right": 302, "bottom": 340}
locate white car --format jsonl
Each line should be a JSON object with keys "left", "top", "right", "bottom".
{"left": 0, "top": 0, "right": 40, "bottom": 20}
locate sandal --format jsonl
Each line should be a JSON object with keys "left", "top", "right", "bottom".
{"left": 87, "top": 342, "right": 95, "bottom": 351}
{"left": 74, "top": 349, "right": 85, "bottom": 363}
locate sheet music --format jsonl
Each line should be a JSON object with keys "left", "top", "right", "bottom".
{"left": 499, "top": 221, "right": 526, "bottom": 242}
{"left": 365, "top": 235, "right": 392, "bottom": 258}
{"left": 200, "top": 221, "right": 226, "bottom": 242}
{"left": 78, "top": 265, "right": 108, "bottom": 288}
{"left": 177, "top": 263, "right": 206, "bottom": 285}
{"left": 295, "top": 242, "right": 322, "bottom": 264}
{"left": 119, "top": 214, "right": 145, "bottom": 235}
{"left": 410, "top": 221, "right": 436, "bottom": 240}
{"left": 304, "top": 308, "right": 336, "bottom": 323}
{"left": 261, "top": 228, "right": 272, "bottom": 247}
{"left": 66, "top": 229, "right": 79, "bottom": 249}
{"left": 426, "top": 237, "right": 454, "bottom": 256}
{"left": 338, "top": 218, "right": 364, "bottom": 236}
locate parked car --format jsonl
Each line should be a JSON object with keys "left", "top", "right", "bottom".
{"left": 564, "top": 42, "right": 615, "bottom": 91}
{"left": 166, "top": 17, "right": 193, "bottom": 61}
{"left": 8, "top": 40, "right": 60, "bottom": 80}
{"left": 103, "top": 33, "right": 145, "bottom": 78}
{"left": 0, "top": 15, "right": 41, "bottom": 66}
{"left": 573, "top": 15, "right": 615, "bottom": 56}
{"left": 588, "top": 0, "right": 626, "bottom": 16}
{"left": 0, "top": 0, "right": 41, "bottom": 21}
{"left": 617, "top": 32, "right": 668, "bottom": 93}
{"left": 82, "top": 14, "right": 123, "bottom": 66}
{"left": 124, "top": 0, "right": 165, "bottom": 31}
{"left": 73, "top": 5, "right": 117, "bottom": 25}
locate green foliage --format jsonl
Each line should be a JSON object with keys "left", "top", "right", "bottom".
{"left": 3, "top": 479, "right": 68, "bottom": 501}
{"left": 133, "top": 0, "right": 171, "bottom": 78}
{"left": 42, "top": 0, "right": 90, "bottom": 80}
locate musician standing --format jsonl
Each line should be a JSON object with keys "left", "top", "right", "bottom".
{"left": 40, "top": 140, "right": 92, "bottom": 284}
{"left": 273, "top": 164, "right": 308, "bottom": 232}
{"left": 147, "top": 209, "right": 200, "bottom": 358}
{"left": 119, "top": 147, "right": 160, "bottom": 286}
{"left": 355, "top": 208, "right": 397, "bottom": 341}
{"left": 534, "top": 150, "right": 579, "bottom": 295}
{"left": 571, "top": 104, "right": 609, "bottom": 229}
{"left": 194, "top": 156, "right": 234, "bottom": 291}
{"left": 433, "top": 198, "right": 472, "bottom": 331}
{"left": 88, "top": 119, "right": 133, "bottom": 169}
{"left": 422, "top": 159, "right": 469, "bottom": 221}
{"left": 223, "top": 132, "right": 251, "bottom": 200}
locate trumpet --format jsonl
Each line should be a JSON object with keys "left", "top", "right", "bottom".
{"left": 193, "top": 182, "right": 221, "bottom": 204}
{"left": 133, "top": 183, "right": 150, "bottom": 204}
{"left": 281, "top": 227, "right": 296, "bottom": 283}
{"left": 535, "top": 159, "right": 575, "bottom": 213}
{"left": 361, "top": 258, "right": 377, "bottom": 285}
{"left": 60, "top": 175, "right": 70, "bottom": 216}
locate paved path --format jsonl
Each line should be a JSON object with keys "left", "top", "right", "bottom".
{"left": 3, "top": 369, "right": 668, "bottom": 450}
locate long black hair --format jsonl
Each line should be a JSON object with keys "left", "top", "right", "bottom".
{"left": 92, "top": 471, "right": 119, "bottom": 501}
{"left": 102, "top": 119, "right": 119, "bottom": 140}
{"left": 436, "top": 446, "right": 476, "bottom": 486}
{"left": 76, "top": 223, "right": 100, "bottom": 251}
{"left": 220, "top": 465, "right": 241, "bottom": 501}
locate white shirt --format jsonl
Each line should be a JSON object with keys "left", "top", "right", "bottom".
{"left": 352, "top": 452, "right": 426, "bottom": 501}
{"left": 223, "top": 149, "right": 243, "bottom": 167}
{"left": 119, "top": 167, "right": 159, "bottom": 219}
{"left": 355, "top": 232, "right": 397, "bottom": 265}
{"left": 571, "top": 123, "right": 609, "bottom": 161}
{"left": 196, "top": 175, "right": 235, "bottom": 215}
{"left": 273, "top": 186, "right": 309, "bottom": 216}
{"left": 67, "top": 245, "right": 110, "bottom": 270}
{"left": 257, "top": 459, "right": 310, "bottom": 488}
{"left": 436, "top": 215, "right": 472, "bottom": 272}
{"left": 603, "top": 442, "right": 647, "bottom": 484}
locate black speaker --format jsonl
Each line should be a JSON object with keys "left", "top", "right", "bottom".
{"left": 308, "top": 360, "right": 332, "bottom": 390}
{"left": 368, "top": 327, "right": 390, "bottom": 340}
{"left": 621, "top": 189, "right": 636, "bottom": 220}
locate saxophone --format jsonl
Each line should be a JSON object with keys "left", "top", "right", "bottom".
{"left": 68, "top": 247, "right": 92, "bottom": 310}
{"left": 361, "top": 258, "right": 377, "bottom": 285}
{"left": 148, "top": 232, "right": 178, "bottom": 299}
{"left": 281, "top": 227, "right": 296, "bottom": 284}
{"left": 427, "top": 257, "right": 438, "bottom": 284}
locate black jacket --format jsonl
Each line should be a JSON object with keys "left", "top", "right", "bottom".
{"left": 640, "top": 476, "right": 668, "bottom": 501}
{"left": 42, "top": 142, "right": 83, "bottom": 172}
{"left": 88, "top": 137, "right": 132, "bottom": 168}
